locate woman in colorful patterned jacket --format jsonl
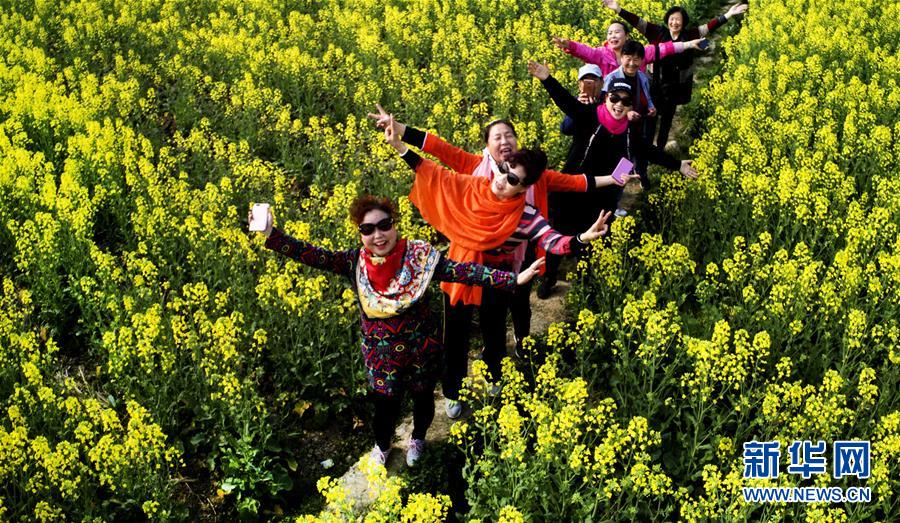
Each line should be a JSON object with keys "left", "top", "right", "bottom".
{"left": 379, "top": 113, "right": 611, "bottom": 420}
{"left": 250, "top": 198, "right": 543, "bottom": 467}
{"left": 601, "top": 0, "right": 749, "bottom": 148}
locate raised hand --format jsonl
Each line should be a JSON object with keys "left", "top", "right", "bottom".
{"left": 367, "top": 103, "right": 390, "bottom": 128}
{"left": 680, "top": 160, "right": 698, "bottom": 179}
{"left": 579, "top": 210, "right": 613, "bottom": 243}
{"left": 602, "top": 0, "right": 621, "bottom": 13}
{"left": 527, "top": 60, "right": 550, "bottom": 80}
{"left": 726, "top": 3, "right": 749, "bottom": 19}
{"left": 383, "top": 115, "right": 407, "bottom": 153}
{"left": 551, "top": 36, "right": 571, "bottom": 51}
{"left": 247, "top": 207, "right": 274, "bottom": 238}
{"left": 516, "top": 257, "right": 546, "bottom": 285}
{"left": 367, "top": 103, "right": 407, "bottom": 135}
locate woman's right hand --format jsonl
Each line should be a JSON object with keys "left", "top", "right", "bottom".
{"left": 578, "top": 210, "right": 613, "bottom": 243}
{"left": 602, "top": 0, "right": 621, "bottom": 13}
{"left": 551, "top": 36, "right": 571, "bottom": 51}
{"left": 527, "top": 60, "right": 550, "bottom": 80}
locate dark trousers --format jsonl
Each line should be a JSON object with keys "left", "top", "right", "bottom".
{"left": 647, "top": 99, "right": 678, "bottom": 149}
{"left": 442, "top": 285, "right": 516, "bottom": 400}
{"left": 510, "top": 246, "right": 537, "bottom": 341}
{"left": 372, "top": 389, "right": 435, "bottom": 451}
{"left": 543, "top": 251, "right": 564, "bottom": 286}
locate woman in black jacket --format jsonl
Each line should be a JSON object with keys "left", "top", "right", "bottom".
{"left": 527, "top": 60, "right": 696, "bottom": 292}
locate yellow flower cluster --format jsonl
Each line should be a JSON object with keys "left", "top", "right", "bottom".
{"left": 299, "top": 456, "right": 450, "bottom": 522}
{"left": 460, "top": 351, "right": 673, "bottom": 519}
{"left": 682, "top": 321, "right": 770, "bottom": 402}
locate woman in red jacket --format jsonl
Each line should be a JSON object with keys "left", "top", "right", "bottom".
{"left": 369, "top": 106, "right": 632, "bottom": 358}
{"left": 377, "top": 113, "right": 611, "bottom": 419}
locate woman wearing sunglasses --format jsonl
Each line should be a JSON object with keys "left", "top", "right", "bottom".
{"left": 367, "top": 105, "right": 627, "bottom": 360}
{"left": 527, "top": 60, "right": 697, "bottom": 295}
{"left": 380, "top": 115, "right": 611, "bottom": 418}
{"left": 250, "top": 198, "right": 544, "bottom": 467}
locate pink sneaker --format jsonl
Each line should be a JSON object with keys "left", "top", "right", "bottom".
{"left": 406, "top": 438, "right": 425, "bottom": 466}
{"left": 369, "top": 444, "right": 391, "bottom": 466}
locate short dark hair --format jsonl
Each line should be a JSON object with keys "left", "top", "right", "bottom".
{"left": 482, "top": 119, "right": 517, "bottom": 143}
{"left": 664, "top": 6, "right": 691, "bottom": 28}
{"left": 507, "top": 148, "right": 547, "bottom": 187}
{"left": 349, "top": 195, "right": 398, "bottom": 225}
{"left": 609, "top": 20, "right": 631, "bottom": 35}
{"left": 621, "top": 40, "right": 645, "bottom": 59}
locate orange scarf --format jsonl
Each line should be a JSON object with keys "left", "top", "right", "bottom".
{"left": 409, "top": 158, "right": 523, "bottom": 306}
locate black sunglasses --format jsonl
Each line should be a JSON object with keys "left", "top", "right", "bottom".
{"left": 358, "top": 217, "right": 394, "bottom": 235}
{"left": 497, "top": 162, "right": 523, "bottom": 186}
{"left": 608, "top": 93, "right": 633, "bottom": 106}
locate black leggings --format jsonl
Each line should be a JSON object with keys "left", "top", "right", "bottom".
{"left": 372, "top": 389, "right": 435, "bottom": 451}
{"left": 649, "top": 100, "right": 678, "bottom": 149}
{"left": 442, "top": 286, "right": 515, "bottom": 400}
{"left": 543, "top": 251, "right": 564, "bottom": 286}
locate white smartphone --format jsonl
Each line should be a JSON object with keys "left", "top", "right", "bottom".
{"left": 249, "top": 203, "right": 270, "bottom": 232}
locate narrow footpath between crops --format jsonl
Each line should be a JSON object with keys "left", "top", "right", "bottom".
{"left": 338, "top": 0, "right": 742, "bottom": 510}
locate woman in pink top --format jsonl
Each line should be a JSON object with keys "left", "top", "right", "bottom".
{"left": 552, "top": 20, "right": 705, "bottom": 76}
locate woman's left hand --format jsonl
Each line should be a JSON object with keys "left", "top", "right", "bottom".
{"left": 608, "top": 172, "right": 641, "bottom": 187}
{"left": 516, "top": 257, "right": 546, "bottom": 285}
{"left": 627, "top": 110, "right": 641, "bottom": 121}
{"left": 579, "top": 210, "right": 613, "bottom": 242}
{"left": 680, "top": 160, "right": 698, "bottom": 179}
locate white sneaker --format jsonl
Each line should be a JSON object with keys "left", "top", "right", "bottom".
{"left": 406, "top": 438, "right": 425, "bottom": 466}
{"left": 445, "top": 399, "right": 462, "bottom": 419}
{"left": 487, "top": 383, "right": 502, "bottom": 397}
{"left": 369, "top": 444, "right": 391, "bottom": 466}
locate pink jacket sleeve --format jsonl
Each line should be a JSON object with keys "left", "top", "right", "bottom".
{"left": 643, "top": 41, "right": 686, "bottom": 64}
{"left": 567, "top": 40, "right": 608, "bottom": 65}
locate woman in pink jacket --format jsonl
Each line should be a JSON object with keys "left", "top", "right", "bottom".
{"left": 552, "top": 20, "right": 705, "bottom": 76}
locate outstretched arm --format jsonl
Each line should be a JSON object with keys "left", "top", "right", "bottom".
{"left": 254, "top": 208, "right": 356, "bottom": 277}
{"left": 614, "top": 4, "right": 667, "bottom": 42}
{"left": 528, "top": 61, "right": 596, "bottom": 123}
{"left": 647, "top": 39, "right": 707, "bottom": 63}
{"left": 434, "top": 255, "right": 543, "bottom": 291}
{"left": 552, "top": 36, "right": 608, "bottom": 67}
{"left": 698, "top": 3, "right": 749, "bottom": 37}
{"left": 370, "top": 103, "right": 483, "bottom": 174}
